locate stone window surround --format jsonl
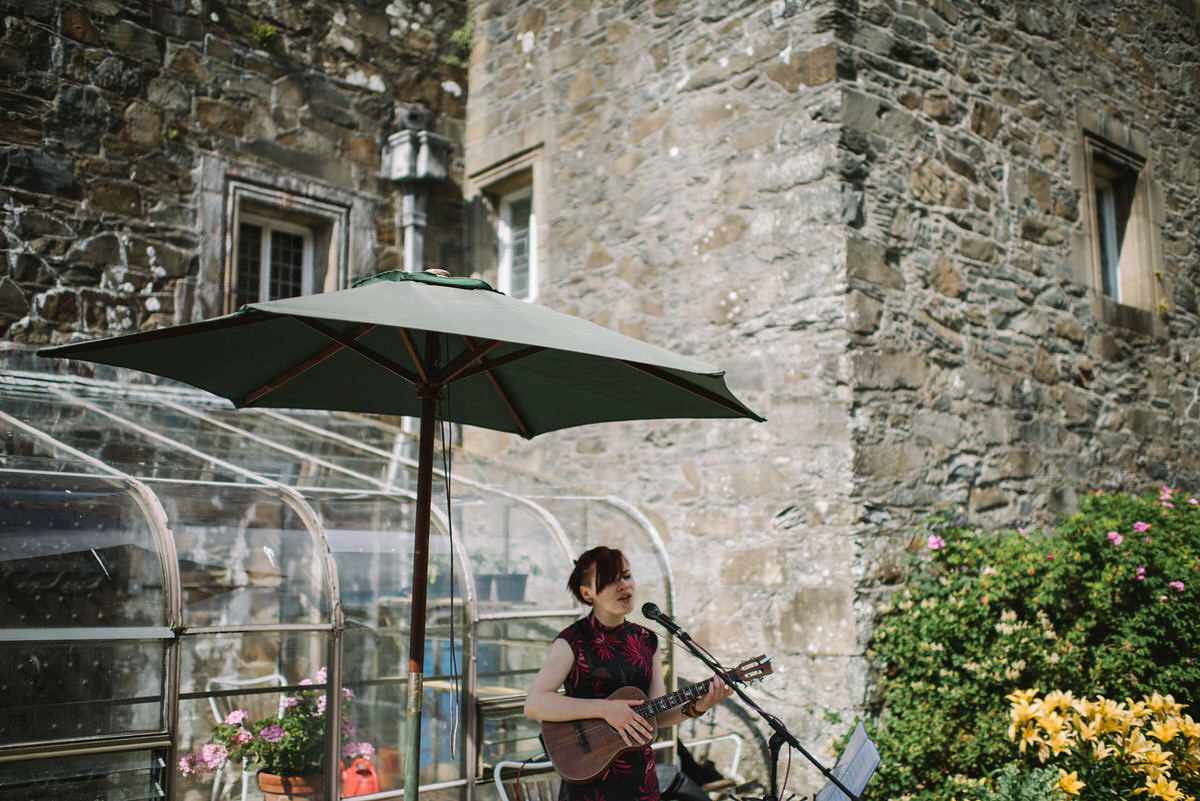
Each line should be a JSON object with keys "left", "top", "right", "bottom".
{"left": 466, "top": 145, "right": 544, "bottom": 297}
{"left": 1069, "top": 107, "right": 1166, "bottom": 335}
{"left": 193, "top": 153, "right": 377, "bottom": 321}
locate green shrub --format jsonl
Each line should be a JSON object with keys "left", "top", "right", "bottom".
{"left": 864, "top": 488, "right": 1200, "bottom": 801}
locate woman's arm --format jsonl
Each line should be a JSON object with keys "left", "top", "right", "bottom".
{"left": 524, "top": 638, "right": 656, "bottom": 746}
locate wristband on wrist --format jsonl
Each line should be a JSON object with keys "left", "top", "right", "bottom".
{"left": 682, "top": 700, "right": 703, "bottom": 718}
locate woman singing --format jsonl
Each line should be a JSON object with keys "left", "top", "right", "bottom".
{"left": 524, "top": 546, "right": 732, "bottom": 801}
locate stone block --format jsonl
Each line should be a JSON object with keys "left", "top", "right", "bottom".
{"left": 846, "top": 290, "right": 882, "bottom": 334}
{"left": 852, "top": 350, "right": 927, "bottom": 390}
{"left": 846, "top": 237, "right": 903, "bottom": 289}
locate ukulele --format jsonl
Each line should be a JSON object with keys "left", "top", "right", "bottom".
{"left": 541, "top": 655, "right": 773, "bottom": 782}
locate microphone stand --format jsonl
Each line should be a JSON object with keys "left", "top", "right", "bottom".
{"left": 653, "top": 615, "right": 862, "bottom": 801}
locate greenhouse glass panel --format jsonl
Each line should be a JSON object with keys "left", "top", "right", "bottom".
{"left": 0, "top": 749, "right": 167, "bottom": 801}
{"left": 0, "top": 636, "right": 167, "bottom": 746}
{"left": 176, "top": 631, "right": 332, "bottom": 799}
{"left": 0, "top": 472, "right": 164, "bottom": 627}
{"left": 149, "top": 481, "right": 329, "bottom": 627}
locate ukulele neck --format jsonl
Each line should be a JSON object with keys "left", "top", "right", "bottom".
{"left": 638, "top": 678, "right": 713, "bottom": 719}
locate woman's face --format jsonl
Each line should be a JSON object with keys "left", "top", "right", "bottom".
{"left": 588, "top": 558, "right": 635, "bottom": 624}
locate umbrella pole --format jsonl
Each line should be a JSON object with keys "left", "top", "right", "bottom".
{"left": 405, "top": 391, "right": 437, "bottom": 801}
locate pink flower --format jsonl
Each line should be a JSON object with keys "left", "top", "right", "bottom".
{"left": 283, "top": 696, "right": 299, "bottom": 708}
{"left": 342, "top": 741, "right": 376, "bottom": 760}
{"left": 1137, "top": 565, "right": 1146, "bottom": 581}
{"left": 224, "top": 709, "right": 248, "bottom": 726}
{"left": 260, "top": 724, "right": 285, "bottom": 743}
{"left": 200, "top": 743, "right": 228, "bottom": 770}
{"left": 231, "top": 729, "right": 252, "bottom": 745}
{"left": 1189, "top": 498, "right": 1198, "bottom": 506}
{"left": 1159, "top": 485, "right": 1172, "bottom": 500}
{"left": 1134, "top": 521, "right": 1150, "bottom": 533}
{"left": 982, "top": 567, "right": 997, "bottom": 575}
{"left": 342, "top": 687, "right": 356, "bottom": 701}
{"left": 1107, "top": 531, "right": 1123, "bottom": 546}
{"left": 1170, "top": 581, "right": 1185, "bottom": 592}
{"left": 927, "top": 534, "right": 946, "bottom": 550}
{"left": 179, "top": 752, "right": 201, "bottom": 777}
{"left": 342, "top": 720, "right": 357, "bottom": 737}
{"left": 315, "top": 667, "right": 328, "bottom": 683}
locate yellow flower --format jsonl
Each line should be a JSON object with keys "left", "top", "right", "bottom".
{"left": 1142, "top": 775, "right": 1185, "bottom": 801}
{"left": 1147, "top": 693, "right": 1184, "bottom": 719}
{"left": 1150, "top": 718, "right": 1181, "bottom": 744}
{"left": 1045, "top": 689, "right": 1077, "bottom": 712}
{"left": 1046, "top": 727, "right": 1072, "bottom": 756}
{"left": 1057, "top": 770, "right": 1085, "bottom": 796}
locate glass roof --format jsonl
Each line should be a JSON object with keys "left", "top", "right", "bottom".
{"left": 0, "top": 359, "right": 675, "bottom": 609}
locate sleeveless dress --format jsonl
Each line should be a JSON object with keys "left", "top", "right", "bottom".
{"left": 556, "top": 614, "right": 661, "bottom": 801}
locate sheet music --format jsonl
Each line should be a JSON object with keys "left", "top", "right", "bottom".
{"left": 813, "top": 722, "right": 881, "bottom": 801}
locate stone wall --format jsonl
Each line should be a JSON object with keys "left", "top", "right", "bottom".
{"left": 463, "top": 0, "right": 1200, "bottom": 788}
{"left": 463, "top": 0, "right": 865, "bottom": 779}
{"left": 842, "top": 0, "right": 1200, "bottom": 539}
{"left": 0, "top": 0, "right": 467, "bottom": 344}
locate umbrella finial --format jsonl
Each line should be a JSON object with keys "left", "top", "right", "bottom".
{"left": 424, "top": 268, "right": 451, "bottom": 277}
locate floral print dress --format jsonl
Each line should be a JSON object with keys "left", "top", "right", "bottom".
{"left": 556, "top": 614, "right": 661, "bottom": 801}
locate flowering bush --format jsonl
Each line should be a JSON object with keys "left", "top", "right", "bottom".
{"left": 863, "top": 488, "right": 1200, "bottom": 801}
{"left": 1006, "top": 689, "right": 1200, "bottom": 801}
{"left": 178, "top": 668, "right": 375, "bottom": 778}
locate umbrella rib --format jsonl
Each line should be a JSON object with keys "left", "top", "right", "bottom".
{"left": 242, "top": 322, "right": 377, "bottom": 405}
{"left": 439, "top": 338, "right": 504, "bottom": 383}
{"left": 620, "top": 360, "right": 767, "bottom": 421}
{"left": 296, "top": 317, "right": 420, "bottom": 385}
{"left": 452, "top": 336, "right": 541, "bottom": 438}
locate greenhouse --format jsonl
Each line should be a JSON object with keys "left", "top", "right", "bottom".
{"left": 0, "top": 354, "right": 697, "bottom": 801}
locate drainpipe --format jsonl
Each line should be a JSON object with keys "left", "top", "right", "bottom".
{"left": 382, "top": 108, "right": 454, "bottom": 272}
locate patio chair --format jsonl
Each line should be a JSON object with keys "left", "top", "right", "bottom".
{"left": 206, "top": 672, "right": 287, "bottom": 801}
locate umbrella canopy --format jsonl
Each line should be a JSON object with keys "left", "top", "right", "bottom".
{"left": 40, "top": 269, "right": 763, "bottom": 797}
{"left": 42, "top": 270, "right": 760, "bottom": 435}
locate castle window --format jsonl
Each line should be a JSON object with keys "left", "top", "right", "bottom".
{"left": 1087, "top": 138, "right": 1145, "bottom": 304}
{"left": 233, "top": 215, "right": 314, "bottom": 307}
{"left": 497, "top": 185, "right": 536, "bottom": 301}
{"left": 1071, "top": 110, "right": 1164, "bottom": 330}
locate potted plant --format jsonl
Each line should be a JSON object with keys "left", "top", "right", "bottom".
{"left": 178, "top": 668, "right": 376, "bottom": 800}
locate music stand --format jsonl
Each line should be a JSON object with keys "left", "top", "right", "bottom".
{"left": 813, "top": 723, "right": 880, "bottom": 801}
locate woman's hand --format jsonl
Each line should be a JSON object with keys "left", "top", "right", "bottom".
{"left": 602, "top": 698, "right": 655, "bottom": 746}
{"left": 696, "top": 674, "right": 734, "bottom": 714}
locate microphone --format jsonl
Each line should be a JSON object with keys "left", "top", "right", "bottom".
{"left": 642, "top": 602, "right": 683, "bottom": 635}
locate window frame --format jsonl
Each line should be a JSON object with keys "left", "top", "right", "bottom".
{"left": 220, "top": 180, "right": 354, "bottom": 315}
{"left": 1071, "top": 109, "right": 1166, "bottom": 333}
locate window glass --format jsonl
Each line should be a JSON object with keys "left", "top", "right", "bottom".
{"left": 149, "top": 482, "right": 329, "bottom": 626}
{"left": 499, "top": 188, "right": 535, "bottom": 301}
{"left": 0, "top": 750, "right": 166, "bottom": 801}
{"left": 234, "top": 222, "right": 263, "bottom": 309}
{"left": 0, "top": 638, "right": 167, "bottom": 746}
{"left": 1092, "top": 152, "right": 1139, "bottom": 302}
{"left": 234, "top": 217, "right": 313, "bottom": 306}
{"left": 0, "top": 473, "right": 163, "bottom": 627}
{"left": 176, "top": 631, "right": 330, "bottom": 799}
{"left": 269, "top": 228, "right": 306, "bottom": 299}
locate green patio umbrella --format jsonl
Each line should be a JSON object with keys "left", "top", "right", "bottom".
{"left": 40, "top": 269, "right": 763, "bottom": 798}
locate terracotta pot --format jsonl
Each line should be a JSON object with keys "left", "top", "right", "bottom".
{"left": 256, "top": 771, "right": 325, "bottom": 801}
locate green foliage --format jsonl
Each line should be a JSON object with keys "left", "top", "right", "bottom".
{"left": 252, "top": 21, "right": 279, "bottom": 48}
{"left": 441, "top": 20, "right": 473, "bottom": 67}
{"left": 959, "top": 763, "right": 1067, "bottom": 801}
{"left": 864, "top": 489, "right": 1200, "bottom": 801}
